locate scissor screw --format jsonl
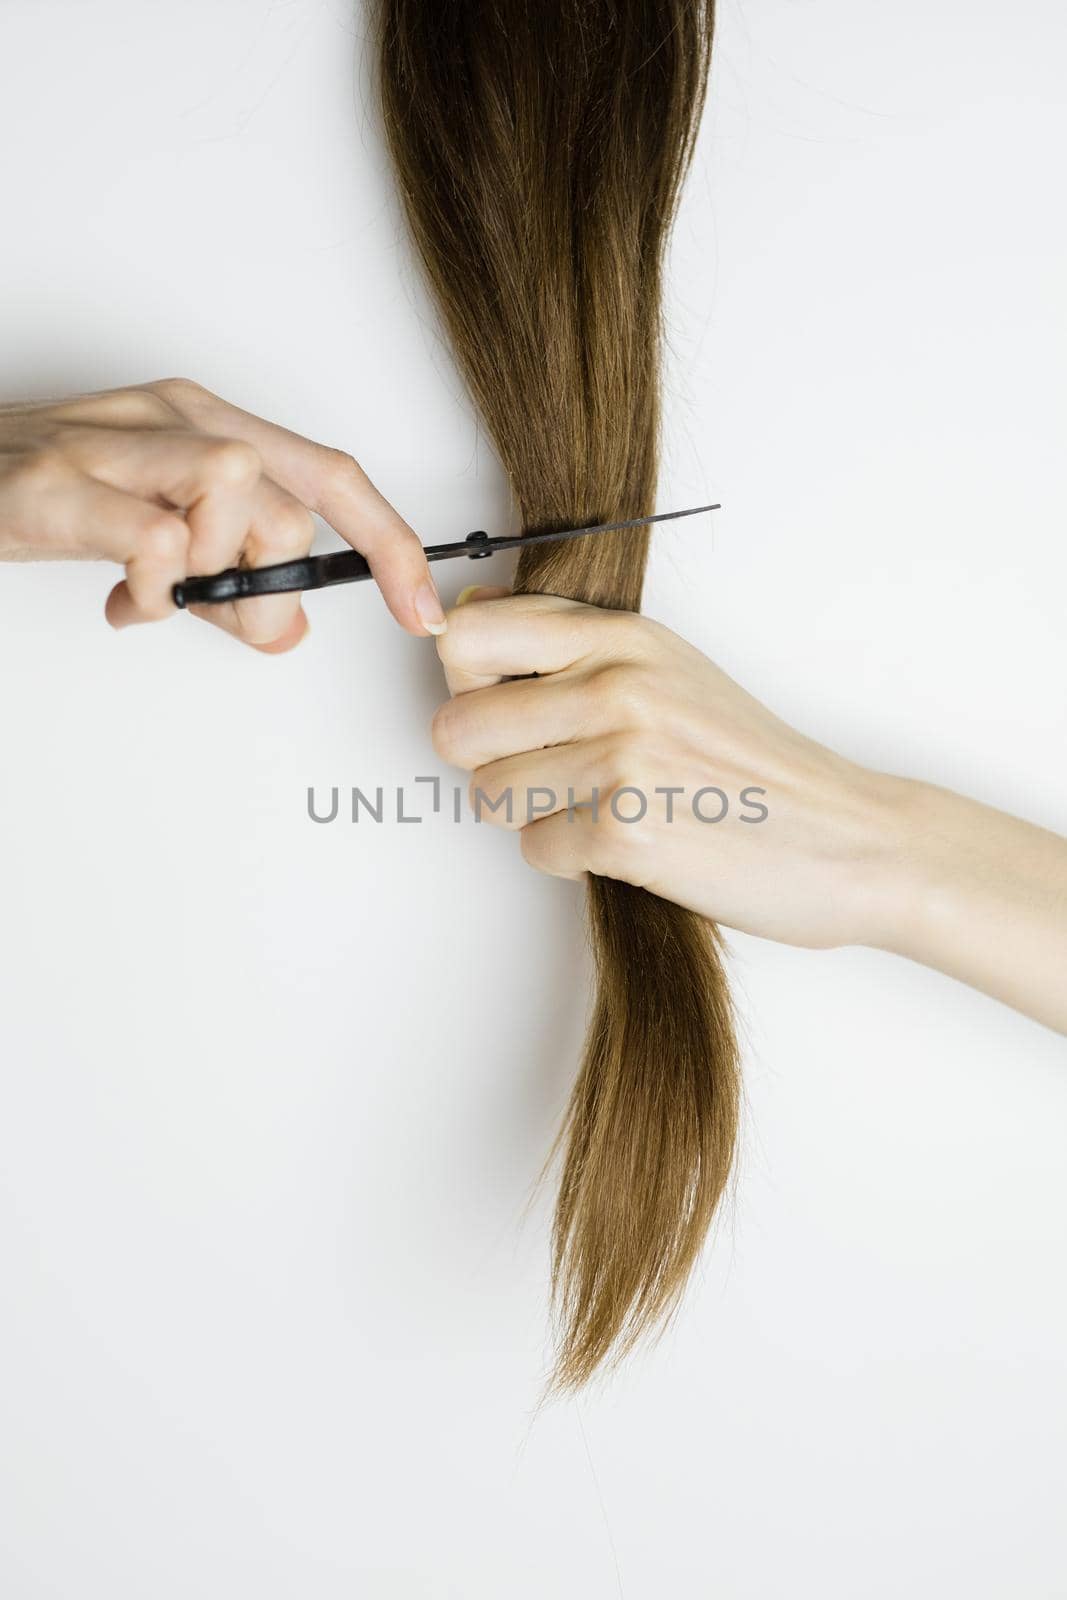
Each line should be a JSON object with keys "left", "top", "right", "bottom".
{"left": 464, "top": 531, "right": 493, "bottom": 559}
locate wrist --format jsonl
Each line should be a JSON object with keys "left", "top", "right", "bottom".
{"left": 857, "top": 774, "right": 951, "bottom": 958}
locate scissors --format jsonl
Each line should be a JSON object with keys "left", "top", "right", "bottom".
{"left": 171, "top": 502, "right": 719, "bottom": 609}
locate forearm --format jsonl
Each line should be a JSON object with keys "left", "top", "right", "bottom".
{"left": 873, "top": 777, "right": 1067, "bottom": 1034}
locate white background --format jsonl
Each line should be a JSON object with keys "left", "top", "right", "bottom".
{"left": 1, "top": 1, "right": 1065, "bottom": 1594}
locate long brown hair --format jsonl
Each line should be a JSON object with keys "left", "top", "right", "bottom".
{"left": 377, "top": 0, "right": 740, "bottom": 1389}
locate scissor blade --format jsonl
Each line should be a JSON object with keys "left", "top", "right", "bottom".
{"left": 422, "top": 501, "right": 720, "bottom": 563}
{"left": 515, "top": 500, "right": 720, "bottom": 551}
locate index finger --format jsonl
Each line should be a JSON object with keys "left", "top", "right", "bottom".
{"left": 145, "top": 380, "right": 446, "bottom": 636}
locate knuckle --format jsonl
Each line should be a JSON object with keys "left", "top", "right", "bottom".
{"left": 140, "top": 512, "right": 189, "bottom": 566}
{"left": 468, "top": 771, "right": 520, "bottom": 829}
{"left": 149, "top": 377, "right": 210, "bottom": 410}
{"left": 130, "top": 390, "right": 176, "bottom": 426}
{"left": 391, "top": 521, "right": 425, "bottom": 557}
{"left": 519, "top": 823, "right": 551, "bottom": 871}
{"left": 124, "top": 569, "right": 174, "bottom": 620}
{"left": 596, "top": 607, "right": 648, "bottom": 653}
{"left": 321, "top": 446, "right": 366, "bottom": 493}
{"left": 265, "top": 500, "right": 314, "bottom": 557}
{"left": 605, "top": 729, "right": 649, "bottom": 789}
{"left": 11, "top": 447, "right": 67, "bottom": 494}
{"left": 588, "top": 811, "right": 631, "bottom": 875}
{"left": 595, "top": 660, "right": 656, "bottom": 727}
{"left": 207, "top": 438, "right": 261, "bottom": 487}
{"left": 521, "top": 820, "right": 577, "bottom": 877}
{"left": 98, "top": 388, "right": 175, "bottom": 427}
{"left": 434, "top": 631, "right": 457, "bottom": 671}
{"left": 599, "top": 791, "right": 656, "bottom": 868}
{"left": 431, "top": 699, "right": 465, "bottom": 764}
{"left": 435, "top": 601, "right": 477, "bottom": 669}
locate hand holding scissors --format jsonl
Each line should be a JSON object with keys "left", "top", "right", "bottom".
{"left": 0, "top": 378, "right": 450, "bottom": 649}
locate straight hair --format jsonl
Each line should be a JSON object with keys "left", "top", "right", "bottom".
{"left": 377, "top": 0, "right": 740, "bottom": 1389}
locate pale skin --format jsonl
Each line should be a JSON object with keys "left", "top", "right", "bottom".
{"left": 3, "top": 385, "right": 1063, "bottom": 1034}
{"left": 432, "top": 587, "right": 1067, "bottom": 1037}
{"left": 0, "top": 379, "right": 448, "bottom": 646}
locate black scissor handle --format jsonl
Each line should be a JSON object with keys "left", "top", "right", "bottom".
{"left": 173, "top": 532, "right": 498, "bottom": 608}
{"left": 173, "top": 549, "right": 373, "bottom": 609}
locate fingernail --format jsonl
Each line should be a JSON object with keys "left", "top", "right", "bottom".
{"left": 455, "top": 585, "right": 481, "bottom": 607}
{"left": 415, "top": 579, "right": 447, "bottom": 635}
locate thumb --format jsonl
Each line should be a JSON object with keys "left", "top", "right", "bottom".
{"left": 455, "top": 583, "right": 512, "bottom": 607}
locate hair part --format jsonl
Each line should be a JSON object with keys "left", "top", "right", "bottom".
{"left": 377, "top": 0, "right": 740, "bottom": 1389}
